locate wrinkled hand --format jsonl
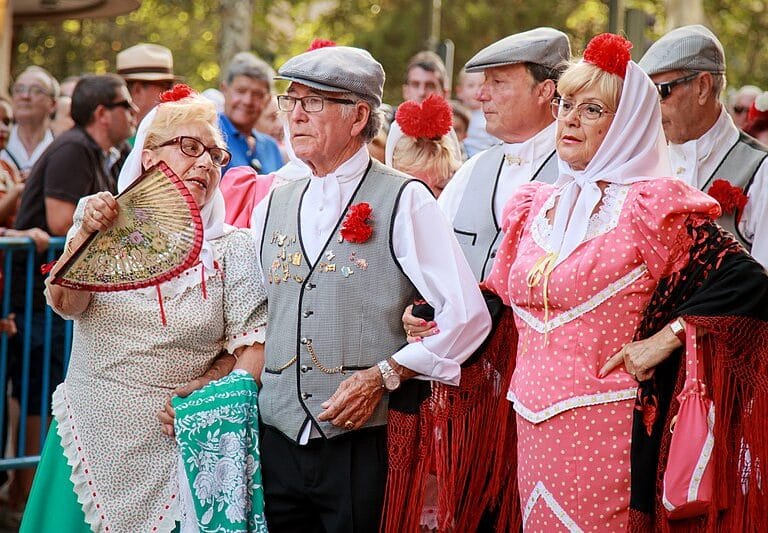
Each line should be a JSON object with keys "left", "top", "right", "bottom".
{"left": 401, "top": 303, "right": 438, "bottom": 343}
{"left": 82, "top": 192, "right": 119, "bottom": 233}
{"left": 598, "top": 322, "right": 683, "bottom": 381}
{"left": 317, "top": 367, "right": 385, "bottom": 430}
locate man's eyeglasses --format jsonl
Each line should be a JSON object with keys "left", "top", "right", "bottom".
{"left": 277, "top": 94, "right": 356, "bottom": 113}
{"left": 654, "top": 73, "right": 700, "bottom": 100}
{"left": 550, "top": 97, "right": 615, "bottom": 124}
{"left": 157, "top": 136, "right": 232, "bottom": 167}
{"left": 102, "top": 100, "right": 137, "bottom": 112}
{"left": 11, "top": 84, "right": 51, "bottom": 98}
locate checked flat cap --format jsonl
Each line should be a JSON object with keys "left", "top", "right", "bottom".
{"left": 639, "top": 24, "right": 725, "bottom": 76}
{"left": 464, "top": 27, "right": 571, "bottom": 73}
{"left": 276, "top": 46, "right": 385, "bottom": 106}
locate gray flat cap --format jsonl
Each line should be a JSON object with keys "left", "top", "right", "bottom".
{"left": 276, "top": 46, "right": 384, "bottom": 106}
{"left": 639, "top": 24, "right": 725, "bottom": 76}
{"left": 464, "top": 27, "right": 571, "bottom": 73}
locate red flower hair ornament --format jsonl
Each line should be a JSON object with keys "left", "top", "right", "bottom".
{"left": 159, "top": 84, "right": 196, "bottom": 103}
{"left": 308, "top": 39, "right": 337, "bottom": 51}
{"left": 395, "top": 94, "right": 453, "bottom": 140}
{"left": 583, "top": 33, "right": 633, "bottom": 78}
{"left": 708, "top": 179, "right": 748, "bottom": 221}
{"left": 340, "top": 202, "right": 374, "bottom": 243}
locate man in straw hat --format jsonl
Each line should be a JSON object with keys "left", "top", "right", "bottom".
{"left": 639, "top": 24, "right": 768, "bottom": 266}
{"left": 438, "top": 27, "right": 571, "bottom": 282}
{"left": 250, "top": 45, "right": 490, "bottom": 531}
{"left": 117, "top": 43, "right": 175, "bottom": 125}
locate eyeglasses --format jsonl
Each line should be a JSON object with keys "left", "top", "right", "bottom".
{"left": 277, "top": 94, "right": 356, "bottom": 113}
{"left": 653, "top": 73, "right": 700, "bottom": 100}
{"left": 550, "top": 97, "right": 615, "bottom": 123}
{"left": 11, "top": 84, "right": 51, "bottom": 98}
{"left": 732, "top": 105, "right": 748, "bottom": 114}
{"left": 157, "top": 136, "right": 232, "bottom": 167}
{"left": 102, "top": 100, "right": 136, "bottom": 112}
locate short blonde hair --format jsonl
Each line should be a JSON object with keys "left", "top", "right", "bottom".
{"left": 557, "top": 61, "right": 623, "bottom": 111}
{"left": 393, "top": 135, "right": 461, "bottom": 192}
{"left": 144, "top": 94, "right": 224, "bottom": 149}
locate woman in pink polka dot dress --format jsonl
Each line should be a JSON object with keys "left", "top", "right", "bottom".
{"left": 479, "top": 34, "right": 768, "bottom": 532}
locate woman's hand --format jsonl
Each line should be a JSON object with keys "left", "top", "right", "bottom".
{"left": 598, "top": 320, "right": 684, "bottom": 381}
{"left": 401, "top": 303, "right": 438, "bottom": 343}
{"left": 82, "top": 192, "right": 119, "bottom": 233}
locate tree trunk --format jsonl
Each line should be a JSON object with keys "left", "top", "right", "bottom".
{"left": 665, "top": 0, "right": 707, "bottom": 30}
{"left": 219, "top": 0, "right": 255, "bottom": 73}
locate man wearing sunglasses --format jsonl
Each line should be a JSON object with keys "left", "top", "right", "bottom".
{"left": 640, "top": 24, "right": 768, "bottom": 267}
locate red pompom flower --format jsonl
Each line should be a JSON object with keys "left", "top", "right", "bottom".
{"left": 159, "top": 84, "right": 196, "bottom": 103}
{"left": 308, "top": 39, "right": 337, "bottom": 51}
{"left": 583, "top": 33, "right": 633, "bottom": 78}
{"left": 340, "top": 203, "right": 374, "bottom": 243}
{"left": 396, "top": 94, "right": 453, "bottom": 140}
{"left": 708, "top": 179, "right": 748, "bottom": 220}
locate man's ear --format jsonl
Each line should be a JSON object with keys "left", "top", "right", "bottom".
{"left": 697, "top": 72, "right": 714, "bottom": 104}
{"left": 537, "top": 79, "right": 556, "bottom": 103}
{"left": 350, "top": 102, "right": 371, "bottom": 137}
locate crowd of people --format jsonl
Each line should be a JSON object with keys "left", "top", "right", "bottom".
{"left": 0, "top": 21, "right": 767, "bottom": 533}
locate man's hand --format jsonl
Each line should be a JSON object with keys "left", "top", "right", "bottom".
{"left": 318, "top": 367, "right": 385, "bottom": 431}
{"left": 157, "top": 352, "right": 237, "bottom": 437}
{"left": 401, "top": 303, "right": 438, "bottom": 343}
{"left": 598, "top": 321, "right": 684, "bottom": 381}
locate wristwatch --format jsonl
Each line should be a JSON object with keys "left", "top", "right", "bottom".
{"left": 669, "top": 318, "right": 686, "bottom": 343}
{"left": 377, "top": 360, "right": 401, "bottom": 391}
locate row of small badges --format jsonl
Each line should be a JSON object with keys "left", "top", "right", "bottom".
{"left": 267, "top": 231, "right": 369, "bottom": 285}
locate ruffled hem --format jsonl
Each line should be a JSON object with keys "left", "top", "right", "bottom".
{"left": 225, "top": 327, "right": 266, "bottom": 354}
{"left": 52, "top": 385, "right": 181, "bottom": 533}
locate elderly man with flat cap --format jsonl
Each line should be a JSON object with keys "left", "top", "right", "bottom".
{"left": 640, "top": 24, "right": 768, "bottom": 267}
{"left": 437, "top": 28, "right": 570, "bottom": 282}
{"left": 249, "top": 45, "right": 491, "bottom": 531}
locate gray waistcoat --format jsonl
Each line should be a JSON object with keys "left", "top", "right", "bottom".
{"left": 259, "top": 160, "right": 417, "bottom": 442}
{"left": 703, "top": 132, "right": 768, "bottom": 249}
{"left": 452, "top": 143, "right": 558, "bottom": 281}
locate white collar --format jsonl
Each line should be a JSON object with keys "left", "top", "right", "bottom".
{"left": 670, "top": 107, "right": 738, "bottom": 163}
{"left": 311, "top": 144, "right": 369, "bottom": 183}
{"left": 502, "top": 121, "right": 557, "bottom": 163}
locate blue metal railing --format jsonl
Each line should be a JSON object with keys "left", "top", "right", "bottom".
{"left": 0, "top": 236, "right": 71, "bottom": 470}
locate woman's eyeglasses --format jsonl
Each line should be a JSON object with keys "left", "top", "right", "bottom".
{"left": 551, "top": 97, "right": 615, "bottom": 124}
{"left": 157, "top": 136, "right": 232, "bottom": 167}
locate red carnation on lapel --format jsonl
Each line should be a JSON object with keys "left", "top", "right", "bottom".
{"left": 159, "top": 84, "right": 196, "bottom": 103}
{"left": 708, "top": 179, "right": 748, "bottom": 220}
{"left": 340, "top": 203, "right": 374, "bottom": 243}
{"left": 396, "top": 94, "right": 453, "bottom": 139}
{"left": 583, "top": 33, "right": 633, "bottom": 78}
{"left": 308, "top": 39, "right": 337, "bottom": 51}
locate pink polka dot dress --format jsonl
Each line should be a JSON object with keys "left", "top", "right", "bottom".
{"left": 485, "top": 178, "right": 719, "bottom": 532}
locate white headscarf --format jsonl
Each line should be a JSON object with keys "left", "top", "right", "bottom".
{"left": 117, "top": 104, "right": 225, "bottom": 271}
{"left": 549, "top": 60, "right": 672, "bottom": 266}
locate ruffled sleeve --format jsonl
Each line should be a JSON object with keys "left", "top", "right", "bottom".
{"left": 631, "top": 178, "right": 720, "bottom": 280}
{"left": 220, "top": 229, "right": 268, "bottom": 352}
{"left": 484, "top": 182, "right": 542, "bottom": 305}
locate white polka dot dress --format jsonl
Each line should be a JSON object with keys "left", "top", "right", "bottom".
{"left": 485, "top": 178, "right": 719, "bottom": 532}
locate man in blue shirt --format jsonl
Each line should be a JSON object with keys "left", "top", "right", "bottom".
{"left": 219, "top": 52, "right": 283, "bottom": 174}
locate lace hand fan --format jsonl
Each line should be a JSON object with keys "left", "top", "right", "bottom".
{"left": 52, "top": 162, "right": 203, "bottom": 291}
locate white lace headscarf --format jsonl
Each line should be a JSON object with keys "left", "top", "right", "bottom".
{"left": 548, "top": 60, "right": 672, "bottom": 266}
{"left": 117, "top": 100, "right": 225, "bottom": 271}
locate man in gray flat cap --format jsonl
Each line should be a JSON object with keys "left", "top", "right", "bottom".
{"left": 640, "top": 24, "right": 768, "bottom": 267}
{"left": 250, "top": 45, "right": 490, "bottom": 531}
{"left": 436, "top": 27, "right": 570, "bottom": 282}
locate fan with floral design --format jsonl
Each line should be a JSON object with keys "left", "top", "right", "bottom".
{"left": 52, "top": 162, "right": 203, "bottom": 291}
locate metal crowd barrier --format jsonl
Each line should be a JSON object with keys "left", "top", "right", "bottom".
{"left": 0, "top": 236, "right": 71, "bottom": 470}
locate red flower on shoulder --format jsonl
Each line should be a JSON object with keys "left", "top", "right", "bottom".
{"left": 708, "top": 179, "right": 748, "bottom": 221}
{"left": 340, "top": 203, "right": 373, "bottom": 243}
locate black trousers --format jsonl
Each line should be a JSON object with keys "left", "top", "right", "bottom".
{"left": 261, "top": 424, "right": 388, "bottom": 533}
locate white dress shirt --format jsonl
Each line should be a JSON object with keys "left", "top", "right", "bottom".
{"left": 439, "top": 121, "right": 557, "bottom": 224}
{"left": 0, "top": 125, "right": 54, "bottom": 173}
{"left": 251, "top": 145, "right": 492, "bottom": 385}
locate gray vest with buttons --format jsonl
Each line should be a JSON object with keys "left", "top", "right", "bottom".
{"left": 452, "top": 143, "right": 558, "bottom": 281}
{"left": 702, "top": 132, "right": 768, "bottom": 249}
{"left": 259, "top": 160, "right": 418, "bottom": 442}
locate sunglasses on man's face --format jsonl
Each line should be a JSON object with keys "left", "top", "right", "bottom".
{"left": 654, "top": 73, "right": 700, "bottom": 100}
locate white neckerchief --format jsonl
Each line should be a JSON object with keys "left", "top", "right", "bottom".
{"left": 549, "top": 61, "right": 672, "bottom": 267}
{"left": 117, "top": 106, "right": 225, "bottom": 273}
{"left": 501, "top": 121, "right": 557, "bottom": 172}
{"left": 668, "top": 107, "right": 739, "bottom": 189}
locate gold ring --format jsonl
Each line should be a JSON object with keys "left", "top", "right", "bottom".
{"left": 406, "top": 329, "right": 412, "bottom": 337}
{"left": 344, "top": 420, "right": 354, "bottom": 430}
